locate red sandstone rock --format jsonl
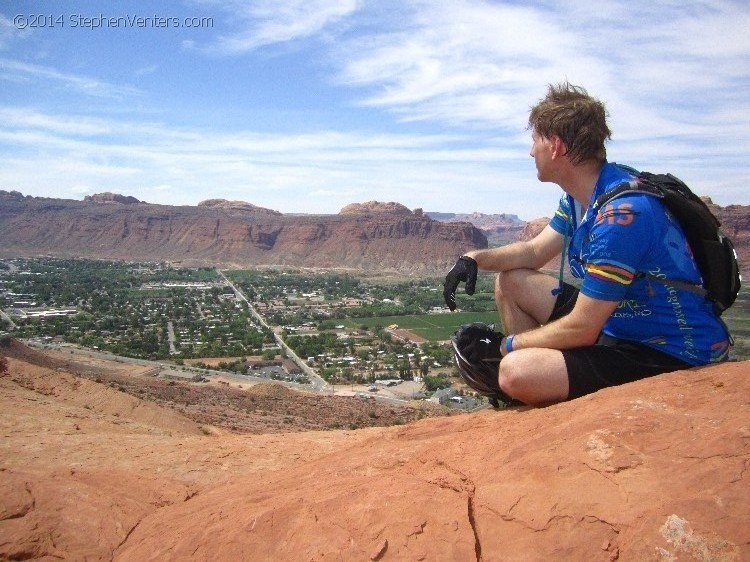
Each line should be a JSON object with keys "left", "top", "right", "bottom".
{"left": 197, "top": 198, "right": 282, "bottom": 216}
{"left": 339, "top": 201, "right": 413, "bottom": 216}
{"left": 713, "top": 203, "right": 750, "bottom": 278}
{"left": 1, "top": 350, "right": 748, "bottom": 561}
{"left": 518, "top": 217, "right": 549, "bottom": 242}
{"left": 0, "top": 193, "right": 487, "bottom": 273}
{"left": 84, "top": 192, "right": 141, "bottom": 205}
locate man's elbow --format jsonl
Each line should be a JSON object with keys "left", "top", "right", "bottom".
{"left": 567, "top": 320, "right": 604, "bottom": 347}
{"left": 565, "top": 297, "right": 617, "bottom": 348}
{"left": 577, "top": 329, "right": 600, "bottom": 347}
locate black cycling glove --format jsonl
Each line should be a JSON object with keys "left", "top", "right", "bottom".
{"left": 443, "top": 255, "right": 478, "bottom": 311}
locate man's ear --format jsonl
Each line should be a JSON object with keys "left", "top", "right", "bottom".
{"left": 550, "top": 135, "right": 568, "bottom": 159}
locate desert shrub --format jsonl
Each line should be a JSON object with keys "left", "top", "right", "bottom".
{"left": 424, "top": 375, "right": 450, "bottom": 392}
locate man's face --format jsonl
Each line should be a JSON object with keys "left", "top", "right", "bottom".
{"left": 530, "top": 129, "right": 555, "bottom": 182}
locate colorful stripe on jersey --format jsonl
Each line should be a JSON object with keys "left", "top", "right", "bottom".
{"left": 585, "top": 262, "right": 635, "bottom": 285}
{"left": 554, "top": 207, "right": 570, "bottom": 223}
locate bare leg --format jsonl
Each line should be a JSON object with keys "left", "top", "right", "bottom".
{"left": 494, "top": 269, "right": 561, "bottom": 333}
{"left": 498, "top": 348, "right": 569, "bottom": 406}
{"left": 494, "top": 269, "right": 571, "bottom": 406}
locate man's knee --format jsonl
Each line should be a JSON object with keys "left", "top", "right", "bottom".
{"left": 494, "top": 269, "right": 532, "bottom": 304}
{"left": 497, "top": 352, "right": 524, "bottom": 397}
{"left": 498, "top": 350, "right": 570, "bottom": 405}
{"left": 495, "top": 269, "right": 520, "bottom": 296}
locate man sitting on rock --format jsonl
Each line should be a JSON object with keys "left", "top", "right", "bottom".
{"left": 443, "top": 82, "right": 731, "bottom": 407}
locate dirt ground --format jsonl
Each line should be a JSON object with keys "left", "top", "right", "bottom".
{"left": 5, "top": 340, "right": 460, "bottom": 434}
{"left": 4, "top": 338, "right": 747, "bottom": 561}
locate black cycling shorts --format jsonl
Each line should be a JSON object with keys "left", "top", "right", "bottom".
{"left": 548, "top": 282, "right": 692, "bottom": 400}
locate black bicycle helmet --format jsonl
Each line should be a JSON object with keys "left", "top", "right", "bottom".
{"left": 450, "top": 322, "right": 513, "bottom": 407}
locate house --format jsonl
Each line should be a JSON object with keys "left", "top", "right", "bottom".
{"left": 429, "top": 388, "right": 459, "bottom": 405}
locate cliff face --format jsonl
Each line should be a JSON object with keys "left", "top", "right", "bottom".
{"left": 2, "top": 190, "right": 745, "bottom": 275}
{"left": 429, "top": 211, "right": 525, "bottom": 246}
{"left": 711, "top": 202, "right": 750, "bottom": 277}
{"left": 0, "top": 192, "right": 486, "bottom": 273}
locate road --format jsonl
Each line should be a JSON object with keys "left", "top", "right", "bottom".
{"left": 24, "top": 339, "right": 319, "bottom": 389}
{"left": 166, "top": 321, "right": 178, "bottom": 355}
{"left": 217, "top": 270, "right": 330, "bottom": 392}
{"left": 25, "top": 339, "right": 411, "bottom": 404}
{"left": 0, "top": 308, "right": 17, "bottom": 330}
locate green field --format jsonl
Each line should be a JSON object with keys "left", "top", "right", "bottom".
{"left": 342, "top": 312, "right": 501, "bottom": 341}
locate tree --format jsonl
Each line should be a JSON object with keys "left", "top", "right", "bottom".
{"left": 398, "top": 358, "right": 412, "bottom": 380}
{"left": 0, "top": 355, "right": 7, "bottom": 375}
{"left": 424, "top": 375, "right": 450, "bottom": 392}
{"left": 420, "top": 362, "right": 429, "bottom": 377}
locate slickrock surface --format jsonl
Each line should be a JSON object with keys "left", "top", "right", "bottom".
{"left": 1, "top": 352, "right": 748, "bottom": 561}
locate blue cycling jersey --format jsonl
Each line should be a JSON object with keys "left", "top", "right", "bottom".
{"left": 548, "top": 162, "right": 730, "bottom": 365}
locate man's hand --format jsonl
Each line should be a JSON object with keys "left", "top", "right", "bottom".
{"left": 443, "top": 255, "right": 478, "bottom": 311}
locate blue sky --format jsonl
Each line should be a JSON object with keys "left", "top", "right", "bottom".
{"left": 1, "top": 1, "right": 748, "bottom": 220}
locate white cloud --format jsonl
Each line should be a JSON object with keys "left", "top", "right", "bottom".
{"left": 0, "top": 107, "right": 115, "bottom": 136}
{"left": 334, "top": 0, "right": 750, "bottom": 138}
{"left": 134, "top": 64, "right": 159, "bottom": 77}
{"left": 191, "top": 0, "right": 360, "bottom": 54}
{"left": 336, "top": 2, "right": 591, "bottom": 129}
{"left": 0, "top": 59, "right": 142, "bottom": 99}
{"left": 70, "top": 184, "right": 94, "bottom": 196}
{"left": 0, "top": 14, "right": 30, "bottom": 49}
{"left": 0, "top": 104, "right": 545, "bottom": 215}
{"left": 0, "top": 0, "right": 748, "bottom": 219}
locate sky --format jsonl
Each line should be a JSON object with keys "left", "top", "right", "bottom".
{"left": 0, "top": 0, "right": 748, "bottom": 220}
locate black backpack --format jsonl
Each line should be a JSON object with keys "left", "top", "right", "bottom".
{"left": 592, "top": 165, "right": 742, "bottom": 315}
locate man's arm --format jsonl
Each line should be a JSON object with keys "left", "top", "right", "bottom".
{"left": 501, "top": 293, "right": 618, "bottom": 354}
{"left": 443, "top": 224, "right": 564, "bottom": 311}
{"left": 465, "top": 225, "right": 563, "bottom": 272}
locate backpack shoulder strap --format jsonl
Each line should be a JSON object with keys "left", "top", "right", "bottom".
{"left": 591, "top": 178, "right": 708, "bottom": 300}
{"left": 592, "top": 179, "right": 664, "bottom": 212}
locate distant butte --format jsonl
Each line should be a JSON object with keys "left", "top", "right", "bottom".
{"left": 0, "top": 191, "right": 486, "bottom": 273}
{"left": 0, "top": 190, "right": 747, "bottom": 275}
